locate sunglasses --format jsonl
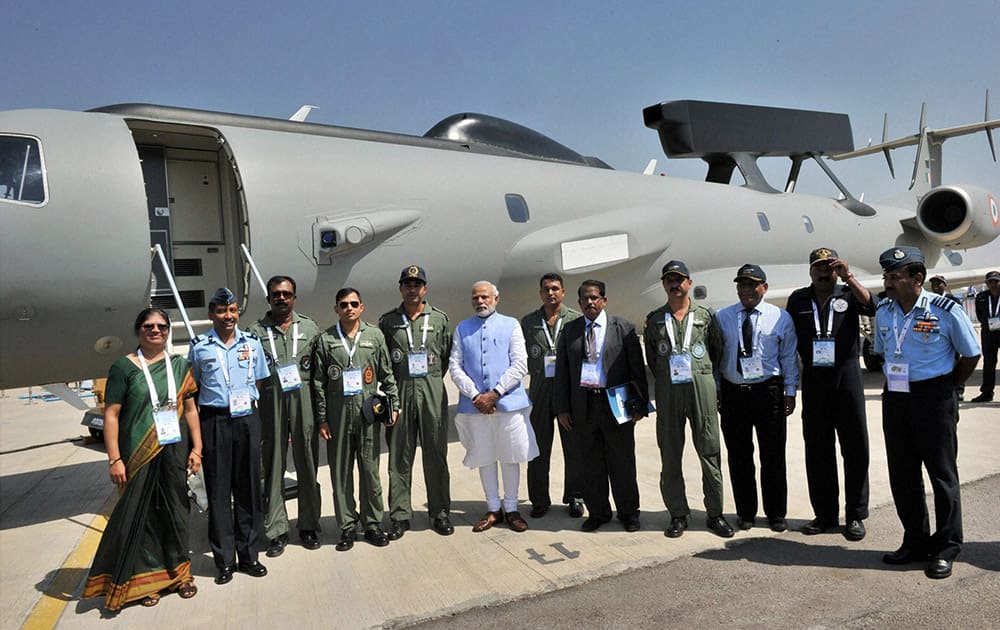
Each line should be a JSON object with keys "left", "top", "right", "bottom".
{"left": 141, "top": 323, "right": 170, "bottom": 332}
{"left": 338, "top": 300, "right": 361, "bottom": 309}
{"left": 270, "top": 290, "right": 295, "bottom": 298}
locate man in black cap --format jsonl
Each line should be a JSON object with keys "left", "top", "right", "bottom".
{"left": 874, "top": 246, "right": 980, "bottom": 579}
{"left": 644, "top": 261, "right": 732, "bottom": 538}
{"left": 786, "top": 248, "right": 872, "bottom": 541}
{"left": 716, "top": 264, "right": 799, "bottom": 532}
{"left": 188, "top": 287, "right": 272, "bottom": 584}
{"left": 971, "top": 270, "right": 1000, "bottom": 403}
{"left": 378, "top": 265, "right": 455, "bottom": 540}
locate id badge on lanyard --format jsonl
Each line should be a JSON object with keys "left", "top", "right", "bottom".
{"left": 739, "top": 355, "right": 765, "bottom": 380}
{"left": 580, "top": 361, "right": 601, "bottom": 388}
{"left": 989, "top": 317, "right": 1000, "bottom": 332}
{"left": 669, "top": 353, "right": 693, "bottom": 383}
{"left": 886, "top": 361, "right": 910, "bottom": 393}
{"left": 230, "top": 386, "right": 253, "bottom": 417}
{"left": 989, "top": 296, "right": 1000, "bottom": 331}
{"left": 154, "top": 407, "right": 182, "bottom": 444}
{"left": 277, "top": 363, "right": 302, "bottom": 391}
{"left": 408, "top": 352, "right": 428, "bottom": 377}
{"left": 544, "top": 354, "right": 556, "bottom": 378}
{"left": 812, "top": 340, "right": 835, "bottom": 367}
{"left": 342, "top": 368, "right": 363, "bottom": 395}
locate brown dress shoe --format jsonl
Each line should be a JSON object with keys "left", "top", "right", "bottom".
{"left": 472, "top": 510, "right": 504, "bottom": 532}
{"left": 505, "top": 511, "right": 529, "bottom": 532}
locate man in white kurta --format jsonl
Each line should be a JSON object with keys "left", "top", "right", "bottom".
{"left": 449, "top": 281, "right": 538, "bottom": 532}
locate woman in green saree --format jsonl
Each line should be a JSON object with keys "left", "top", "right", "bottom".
{"left": 83, "top": 308, "right": 204, "bottom": 610}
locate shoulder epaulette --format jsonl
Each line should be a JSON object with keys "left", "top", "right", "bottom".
{"left": 430, "top": 305, "right": 449, "bottom": 320}
{"left": 190, "top": 334, "right": 205, "bottom": 345}
{"left": 876, "top": 297, "right": 893, "bottom": 310}
{"left": 244, "top": 331, "right": 260, "bottom": 340}
{"left": 931, "top": 296, "right": 956, "bottom": 312}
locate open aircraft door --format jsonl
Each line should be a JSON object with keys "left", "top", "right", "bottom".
{"left": 0, "top": 109, "right": 150, "bottom": 388}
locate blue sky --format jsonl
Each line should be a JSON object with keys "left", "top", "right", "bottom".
{"left": 4, "top": 0, "right": 998, "bottom": 201}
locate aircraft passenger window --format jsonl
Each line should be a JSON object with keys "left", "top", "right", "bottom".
{"left": 802, "top": 215, "right": 814, "bottom": 233}
{"left": 756, "top": 212, "right": 771, "bottom": 232}
{"left": 0, "top": 136, "right": 46, "bottom": 205}
{"left": 505, "top": 193, "right": 530, "bottom": 223}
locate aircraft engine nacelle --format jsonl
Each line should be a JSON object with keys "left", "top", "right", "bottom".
{"left": 916, "top": 185, "right": 1000, "bottom": 249}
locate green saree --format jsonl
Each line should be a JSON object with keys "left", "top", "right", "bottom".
{"left": 83, "top": 355, "right": 198, "bottom": 610}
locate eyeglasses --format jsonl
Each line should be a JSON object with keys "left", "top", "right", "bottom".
{"left": 338, "top": 301, "right": 361, "bottom": 309}
{"left": 270, "top": 290, "right": 295, "bottom": 298}
{"left": 141, "top": 323, "right": 170, "bottom": 332}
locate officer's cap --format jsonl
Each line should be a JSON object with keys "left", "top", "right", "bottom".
{"left": 878, "top": 246, "right": 924, "bottom": 272}
{"left": 986, "top": 270, "right": 1000, "bottom": 282}
{"left": 660, "top": 260, "right": 690, "bottom": 280}
{"left": 210, "top": 287, "right": 237, "bottom": 306}
{"left": 929, "top": 275, "right": 947, "bottom": 284}
{"left": 809, "top": 247, "right": 838, "bottom": 266}
{"left": 733, "top": 264, "right": 767, "bottom": 284}
{"left": 362, "top": 394, "right": 392, "bottom": 425}
{"left": 399, "top": 265, "right": 428, "bottom": 284}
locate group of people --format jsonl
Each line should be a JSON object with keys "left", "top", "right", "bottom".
{"left": 84, "top": 250, "right": 994, "bottom": 610}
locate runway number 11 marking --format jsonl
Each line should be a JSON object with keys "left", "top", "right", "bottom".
{"left": 526, "top": 542, "right": 581, "bottom": 565}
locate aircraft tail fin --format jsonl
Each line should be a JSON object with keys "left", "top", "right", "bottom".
{"left": 830, "top": 90, "right": 1000, "bottom": 194}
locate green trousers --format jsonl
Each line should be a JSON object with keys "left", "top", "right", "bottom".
{"left": 327, "top": 406, "right": 384, "bottom": 532}
{"left": 386, "top": 378, "right": 450, "bottom": 521}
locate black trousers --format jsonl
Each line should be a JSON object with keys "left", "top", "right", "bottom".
{"left": 575, "top": 390, "right": 639, "bottom": 521}
{"left": 200, "top": 405, "right": 263, "bottom": 568}
{"left": 980, "top": 328, "right": 999, "bottom": 396}
{"left": 720, "top": 377, "right": 787, "bottom": 521}
{"left": 801, "top": 366, "right": 870, "bottom": 522}
{"left": 882, "top": 375, "right": 962, "bottom": 560}
{"left": 527, "top": 403, "right": 584, "bottom": 509}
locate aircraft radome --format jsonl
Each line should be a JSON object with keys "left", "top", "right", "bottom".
{"left": 1, "top": 97, "right": 998, "bottom": 390}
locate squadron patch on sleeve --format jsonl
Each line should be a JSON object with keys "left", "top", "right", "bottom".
{"left": 265, "top": 353, "right": 274, "bottom": 367}
{"left": 691, "top": 342, "right": 706, "bottom": 359}
{"left": 530, "top": 344, "right": 543, "bottom": 359}
{"left": 299, "top": 355, "right": 311, "bottom": 372}
{"left": 832, "top": 298, "right": 849, "bottom": 313}
{"left": 657, "top": 340, "right": 671, "bottom": 356}
{"left": 391, "top": 348, "right": 403, "bottom": 363}
{"left": 363, "top": 365, "right": 375, "bottom": 384}
{"left": 328, "top": 365, "right": 342, "bottom": 380}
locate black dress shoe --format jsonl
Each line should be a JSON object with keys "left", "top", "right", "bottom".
{"left": 300, "top": 530, "right": 321, "bottom": 550}
{"left": 215, "top": 565, "right": 235, "bottom": 585}
{"left": 665, "top": 516, "right": 688, "bottom": 538}
{"left": 530, "top": 505, "right": 549, "bottom": 518}
{"left": 433, "top": 516, "right": 455, "bottom": 536}
{"left": 388, "top": 519, "right": 410, "bottom": 541}
{"left": 882, "top": 546, "right": 928, "bottom": 565}
{"left": 706, "top": 515, "right": 735, "bottom": 538}
{"left": 581, "top": 517, "right": 608, "bottom": 532}
{"left": 768, "top": 517, "right": 787, "bottom": 532}
{"left": 737, "top": 517, "right": 755, "bottom": 530}
{"left": 364, "top": 527, "right": 390, "bottom": 547}
{"left": 623, "top": 516, "right": 641, "bottom": 533}
{"left": 237, "top": 560, "right": 268, "bottom": 578}
{"left": 800, "top": 517, "right": 838, "bottom": 535}
{"left": 335, "top": 529, "right": 356, "bottom": 552}
{"left": 925, "top": 557, "right": 953, "bottom": 579}
{"left": 266, "top": 535, "right": 288, "bottom": 558}
{"left": 970, "top": 393, "right": 993, "bottom": 403}
{"left": 568, "top": 499, "right": 585, "bottom": 518}
{"left": 843, "top": 519, "right": 866, "bottom": 542}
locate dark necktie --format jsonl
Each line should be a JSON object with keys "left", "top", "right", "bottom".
{"left": 737, "top": 309, "right": 753, "bottom": 375}
{"left": 586, "top": 322, "right": 598, "bottom": 362}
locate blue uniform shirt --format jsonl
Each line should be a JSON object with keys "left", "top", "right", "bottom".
{"left": 716, "top": 300, "right": 800, "bottom": 396}
{"left": 188, "top": 327, "right": 271, "bottom": 407}
{"left": 873, "top": 289, "right": 981, "bottom": 382}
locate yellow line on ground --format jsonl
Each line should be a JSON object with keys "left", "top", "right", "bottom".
{"left": 21, "top": 492, "right": 117, "bottom": 630}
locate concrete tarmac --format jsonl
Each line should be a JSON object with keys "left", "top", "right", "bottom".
{"left": 1, "top": 367, "right": 998, "bottom": 629}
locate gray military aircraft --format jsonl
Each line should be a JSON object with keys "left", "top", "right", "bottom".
{"left": 2, "top": 97, "right": 998, "bottom": 389}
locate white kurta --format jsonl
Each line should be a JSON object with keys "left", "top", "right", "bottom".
{"left": 454, "top": 409, "right": 539, "bottom": 469}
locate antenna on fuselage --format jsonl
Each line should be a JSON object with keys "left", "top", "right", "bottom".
{"left": 289, "top": 105, "right": 319, "bottom": 122}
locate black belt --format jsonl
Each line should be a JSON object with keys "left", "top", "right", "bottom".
{"left": 885, "top": 373, "right": 953, "bottom": 394}
{"left": 723, "top": 376, "right": 781, "bottom": 392}
{"left": 199, "top": 403, "right": 257, "bottom": 413}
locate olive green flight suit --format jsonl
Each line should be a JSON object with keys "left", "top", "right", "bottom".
{"left": 378, "top": 302, "right": 452, "bottom": 523}
{"left": 310, "top": 322, "right": 399, "bottom": 533}
{"left": 247, "top": 311, "right": 322, "bottom": 541}
{"left": 643, "top": 302, "right": 725, "bottom": 518}
{"left": 520, "top": 305, "right": 583, "bottom": 509}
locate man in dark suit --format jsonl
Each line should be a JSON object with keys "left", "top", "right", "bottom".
{"left": 553, "top": 280, "right": 649, "bottom": 532}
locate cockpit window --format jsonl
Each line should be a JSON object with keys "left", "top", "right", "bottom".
{"left": 0, "top": 135, "right": 47, "bottom": 205}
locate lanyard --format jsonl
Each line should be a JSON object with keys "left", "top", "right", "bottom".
{"left": 812, "top": 299, "right": 836, "bottom": 338}
{"left": 737, "top": 309, "right": 759, "bottom": 355}
{"left": 990, "top": 295, "right": 999, "bottom": 318}
{"left": 402, "top": 313, "right": 429, "bottom": 350}
{"left": 891, "top": 305, "right": 920, "bottom": 356}
{"left": 336, "top": 322, "right": 361, "bottom": 366}
{"left": 665, "top": 311, "right": 695, "bottom": 354}
{"left": 266, "top": 322, "right": 299, "bottom": 362}
{"left": 541, "top": 313, "right": 563, "bottom": 352}
{"left": 137, "top": 349, "right": 176, "bottom": 409}
{"left": 215, "top": 338, "right": 254, "bottom": 387}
